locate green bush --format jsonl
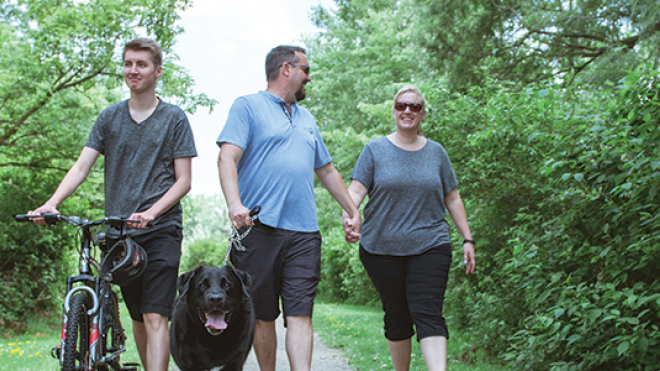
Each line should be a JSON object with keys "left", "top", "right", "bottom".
{"left": 315, "top": 188, "right": 379, "bottom": 305}
{"left": 179, "top": 238, "right": 228, "bottom": 273}
{"left": 428, "top": 67, "right": 660, "bottom": 369}
{"left": 0, "top": 173, "right": 103, "bottom": 332}
{"left": 317, "top": 66, "right": 660, "bottom": 369}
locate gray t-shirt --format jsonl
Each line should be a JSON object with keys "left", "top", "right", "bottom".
{"left": 86, "top": 99, "right": 197, "bottom": 237}
{"left": 350, "top": 136, "right": 458, "bottom": 256}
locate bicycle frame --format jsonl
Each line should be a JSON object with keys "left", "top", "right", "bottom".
{"left": 15, "top": 214, "right": 138, "bottom": 371}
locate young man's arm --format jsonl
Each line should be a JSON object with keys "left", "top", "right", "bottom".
{"left": 315, "top": 162, "right": 362, "bottom": 239}
{"left": 217, "top": 143, "right": 253, "bottom": 229}
{"left": 29, "top": 146, "right": 100, "bottom": 224}
{"left": 127, "top": 156, "right": 193, "bottom": 230}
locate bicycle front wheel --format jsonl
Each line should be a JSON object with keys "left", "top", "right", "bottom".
{"left": 62, "top": 292, "right": 91, "bottom": 371}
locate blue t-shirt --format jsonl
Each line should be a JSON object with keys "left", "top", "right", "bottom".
{"left": 216, "top": 91, "right": 332, "bottom": 232}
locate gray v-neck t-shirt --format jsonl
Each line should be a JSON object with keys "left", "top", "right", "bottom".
{"left": 86, "top": 99, "right": 197, "bottom": 237}
{"left": 350, "top": 136, "right": 458, "bottom": 256}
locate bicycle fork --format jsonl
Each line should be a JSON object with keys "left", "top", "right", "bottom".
{"left": 53, "top": 284, "right": 100, "bottom": 367}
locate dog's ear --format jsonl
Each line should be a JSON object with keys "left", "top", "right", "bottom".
{"left": 228, "top": 266, "right": 252, "bottom": 298}
{"left": 178, "top": 266, "right": 202, "bottom": 297}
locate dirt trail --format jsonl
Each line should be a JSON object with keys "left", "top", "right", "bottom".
{"left": 242, "top": 316, "right": 353, "bottom": 371}
{"left": 169, "top": 316, "right": 354, "bottom": 371}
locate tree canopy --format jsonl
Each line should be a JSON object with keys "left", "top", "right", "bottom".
{"left": 418, "top": 0, "right": 660, "bottom": 88}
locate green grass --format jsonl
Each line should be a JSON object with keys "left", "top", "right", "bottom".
{"left": 5, "top": 300, "right": 503, "bottom": 371}
{"left": 0, "top": 308, "right": 143, "bottom": 371}
{"left": 313, "top": 301, "right": 505, "bottom": 371}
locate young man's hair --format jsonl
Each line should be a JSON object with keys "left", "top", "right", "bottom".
{"left": 123, "top": 38, "right": 163, "bottom": 67}
{"left": 265, "top": 45, "right": 306, "bottom": 82}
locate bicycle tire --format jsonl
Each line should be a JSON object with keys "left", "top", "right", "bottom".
{"left": 98, "top": 290, "right": 125, "bottom": 371}
{"left": 62, "top": 292, "right": 91, "bottom": 371}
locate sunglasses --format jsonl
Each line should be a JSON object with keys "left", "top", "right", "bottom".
{"left": 289, "top": 62, "right": 311, "bottom": 75}
{"left": 395, "top": 102, "right": 423, "bottom": 112}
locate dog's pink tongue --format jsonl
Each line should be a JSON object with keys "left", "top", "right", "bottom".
{"left": 205, "top": 313, "right": 227, "bottom": 330}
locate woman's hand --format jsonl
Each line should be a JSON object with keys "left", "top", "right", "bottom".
{"left": 463, "top": 242, "right": 476, "bottom": 274}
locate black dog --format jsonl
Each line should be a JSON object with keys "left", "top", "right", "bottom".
{"left": 170, "top": 265, "right": 255, "bottom": 371}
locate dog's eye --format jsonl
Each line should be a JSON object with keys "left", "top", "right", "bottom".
{"left": 198, "top": 278, "right": 209, "bottom": 290}
{"left": 221, "top": 279, "right": 231, "bottom": 290}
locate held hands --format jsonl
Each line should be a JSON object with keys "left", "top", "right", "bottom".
{"left": 463, "top": 242, "right": 476, "bottom": 274}
{"left": 342, "top": 210, "right": 361, "bottom": 244}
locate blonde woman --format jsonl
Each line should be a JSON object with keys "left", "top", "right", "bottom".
{"left": 343, "top": 86, "right": 476, "bottom": 371}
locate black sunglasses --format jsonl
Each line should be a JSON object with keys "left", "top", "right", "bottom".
{"left": 289, "top": 62, "right": 311, "bottom": 75}
{"left": 395, "top": 102, "right": 423, "bottom": 112}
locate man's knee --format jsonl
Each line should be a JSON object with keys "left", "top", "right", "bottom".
{"left": 142, "top": 312, "right": 168, "bottom": 331}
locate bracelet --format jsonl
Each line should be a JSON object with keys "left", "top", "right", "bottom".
{"left": 463, "top": 239, "right": 475, "bottom": 245}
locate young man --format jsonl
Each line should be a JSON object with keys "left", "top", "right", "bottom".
{"left": 216, "top": 45, "right": 361, "bottom": 371}
{"left": 28, "top": 38, "right": 197, "bottom": 371}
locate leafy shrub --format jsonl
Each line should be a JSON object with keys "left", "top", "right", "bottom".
{"left": 427, "top": 66, "right": 660, "bottom": 369}
{"left": 0, "top": 175, "right": 102, "bottom": 332}
{"left": 315, "top": 188, "right": 378, "bottom": 305}
{"left": 179, "top": 238, "right": 228, "bottom": 273}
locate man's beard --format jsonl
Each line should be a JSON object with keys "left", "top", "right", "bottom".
{"left": 295, "top": 86, "right": 306, "bottom": 102}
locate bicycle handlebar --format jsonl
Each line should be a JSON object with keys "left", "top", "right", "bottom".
{"left": 14, "top": 213, "right": 139, "bottom": 228}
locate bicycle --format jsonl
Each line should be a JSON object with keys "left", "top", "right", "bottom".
{"left": 14, "top": 213, "right": 142, "bottom": 371}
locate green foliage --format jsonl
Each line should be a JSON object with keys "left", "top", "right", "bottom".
{"left": 314, "top": 301, "right": 505, "bottom": 370}
{"left": 181, "top": 193, "right": 231, "bottom": 244}
{"left": 308, "top": 4, "right": 660, "bottom": 364}
{"left": 179, "top": 194, "right": 232, "bottom": 273}
{"left": 416, "top": 0, "right": 660, "bottom": 89}
{"left": 315, "top": 188, "right": 379, "bottom": 305}
{"left": 0, "top": 0, "right": 214, "bottom": 329}
{"left": 305, "top": 0, "right": 432, "bottom": 176}
{"left": 179, "top": 238, "right": 227, "bottom": 273}
{"left": 430, "top": 67, "right": 660, "bottom": 369}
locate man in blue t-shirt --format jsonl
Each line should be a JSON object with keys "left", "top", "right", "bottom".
{"left": 217, "top": 45, "right": 360, "bottom": 371}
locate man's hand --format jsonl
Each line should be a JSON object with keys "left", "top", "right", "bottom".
{"left": 127, "top": 211, "right": 156, "bottom": 230}
{"left": 27, "top": 205, "right": 59, "bottom": 226}
{"left": 229, "top": 204, "right": 254, "bottom": 229}
{"left": 342, "top": 210, "right": 361, "bottom": 243}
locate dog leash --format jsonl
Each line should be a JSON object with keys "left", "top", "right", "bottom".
{"left": 223, "top": 206, "right": 261, "bottom": 266}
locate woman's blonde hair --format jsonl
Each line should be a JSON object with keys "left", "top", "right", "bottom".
{"left": 392, "top": 85, "right": 426, "bottom": 135}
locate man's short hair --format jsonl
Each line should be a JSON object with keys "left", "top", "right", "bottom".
{"left": 123, "top": 38, "right": 163, "bottom": 67}
{"left": 265, "top": 45, "right": 306, "bottom": 82}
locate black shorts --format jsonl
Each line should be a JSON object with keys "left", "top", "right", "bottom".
{"left": 359, "top": 243, "right": 452, "bottom": 341}
{"left": 231, "top": 222, "right": 322, "bottom": 321}
{"left": 108, "top": 226, "right": 182, "bottom": 322}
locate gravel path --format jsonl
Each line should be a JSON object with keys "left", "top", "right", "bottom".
{"left": 242, "top": 316, "right": 353, "bottom": 371}
{"left": 169, "top": 316, "right": 354, "bottom": 371}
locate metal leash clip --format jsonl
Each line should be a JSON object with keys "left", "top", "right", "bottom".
{"left": 223, "top": 206, "right": 261, "bottom": 265}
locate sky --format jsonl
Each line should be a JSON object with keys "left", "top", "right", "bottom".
{"left": 173, "top": 0, "right": 334, "bottom": 195}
